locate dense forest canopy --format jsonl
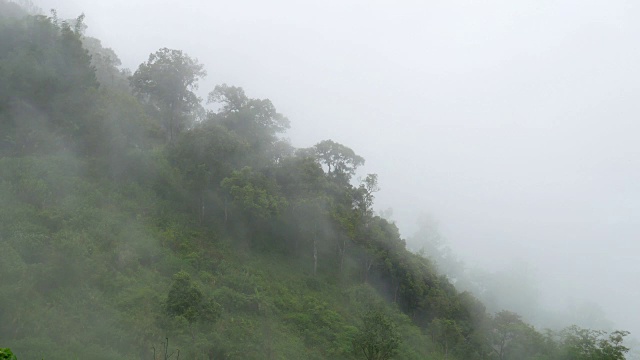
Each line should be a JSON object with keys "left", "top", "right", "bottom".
{"left": 0, "top": 1, "right": 633, "bottom": 359}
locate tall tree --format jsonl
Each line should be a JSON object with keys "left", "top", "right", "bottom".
{"left": 82, "top": 36, "right": 130, "bottom": 91}
{"left": 290, "top": 196, "right": 330, "bottom": 276}
{"left": 172, "top": 121, "right": 248, "bottom": 223}
{"left": 130, "top": 48, "right": 206, "bottom": 143}
{"left": 313, "top": 140, "right": 365, "bottom": 183}
{"left": 207, "top": 84, "right": 289, "bottom": 157}
{"left": 489, "top": 310, "right": 526, "bottom": 360}
{"left": 560, "top": 326, "right": 630, "bottom": 360}
{"left": 429, "top": 318, "right": 463, "bottom": 359}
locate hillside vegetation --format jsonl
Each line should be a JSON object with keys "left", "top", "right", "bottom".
{"left": 0, "top": 2, "right": 630, "bottom": 359}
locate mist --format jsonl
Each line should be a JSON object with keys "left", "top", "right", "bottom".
{"left": 34, "top": 0, "right": 640, "bottom": 346}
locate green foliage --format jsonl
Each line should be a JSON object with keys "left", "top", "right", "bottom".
{"left": 130, "top": 48, "right": 206, "bottom": 143}
{"left": 488, "top": 310, "right": 527, "bottom": 360}
{"left": 429, "top": 318, "right": 463, "bottom": 357}
{"left": 312, "top": 139, "right": 365, "bottom": 183}
{"left": 559, "top": 326, "right": 630, "bottom": 360}
{"left": 0, "top": 3, "right": 630, "bottom": 359}
{"left": 208, "top": 84, "right": 290, "bottom": 147}
{"left": 0, "top": 348, "right": 16, "bottom": 360}
{"left": 354, "top": 310, "right": 402, "bottom": 360}
{"left": 221, "top": 166, "right": 288, "bottom": 220}
{"left": 0, "top": 11, "right": 98, "bottom": 155}
{"left": 82, "top": 36, "right": 130, "bottom": 91}
{"left": 166, "top": 271, "right": 220, "bottom": 325}
{"left": 151, "top": 338, "right": 180, "bottom": 360}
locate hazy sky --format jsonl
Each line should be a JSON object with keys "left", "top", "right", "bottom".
{"left": 33, "top": 0, "right": 640, "bottom": 338}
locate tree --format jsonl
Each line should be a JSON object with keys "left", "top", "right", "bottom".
{"left": 207, "top": 84, "right": 289, "bottom": 157}
{"left": 82, "top": 36, "right": 130, "bottom": 91}
{"left": 274, "top": 154, "right": 326, "bottom": 200}
{"left": 166, "top": 271, "right": 220, "bottom": 326}
{"left": 351, "top": 174, "right": 386, "bottom": 282}
{"left": 290, "top": 196, "right": 330, "bottom": 276}
{"left": 0, "top": 11, "right": 99, "bottom": 155}
{"left": 313, "top": 140, "right": 365, "bottom": 183}
{"left": 489, "top": 310, "right": 525, "bottom": 360}
{"left": 130, "top": 48, "right": 206, "bottom": 143}
{"left": 353, "top": 174, "right": 379, "bottom": 218}
{"left": 429, "top": 318, "right": 463, "bottom": 359}
{"left": 560, "top": 325, "right": 630, "bottom": 360}
{"left": 408, "top": 215, "right": 464, "bottom": 281}
{"left": 0, "top": 1, "right": 27, "bottom": 19}
{"left": 172, "top": 121, "right": 248, "bottom": 223}
{"left": 220, "top": 167, "right": 288, "bottom": 222}
{"left": 0, "top": 348, "right": 17, "bottom": 360}
{"left": 353, "top": 310, "right": 401, "bottom": 360}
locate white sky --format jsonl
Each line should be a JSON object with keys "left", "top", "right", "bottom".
{"left": 33, "top": 0, "right": 640, "bottom": 338}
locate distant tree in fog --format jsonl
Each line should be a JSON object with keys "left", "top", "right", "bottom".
{"left": 130, "top": 48, "right": 206, "bottom": 143}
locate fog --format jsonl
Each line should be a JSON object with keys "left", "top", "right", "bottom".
{"left": 35, "top": 0, "right": 640, "bottom": 340}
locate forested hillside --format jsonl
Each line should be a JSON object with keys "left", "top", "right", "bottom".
{"left": 0, "top": 2, "right": 631, "bottom": 359}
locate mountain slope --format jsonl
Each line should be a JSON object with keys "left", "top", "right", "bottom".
{"left": 0, "top": 2, "right": 630, "bottom": 359}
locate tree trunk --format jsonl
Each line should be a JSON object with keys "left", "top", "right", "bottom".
{"left": 394, "top": 283, "right": 399, "bottom": 303}
{"left": 200, "top": 192, "right": 205, "bottom": 225}
{"left": 313, "top": 224, "right": 318, "bottom": 276}
{"left": 224, "top": 197, "right": 228, "bottom": 224}
{"left": 313, "top": 239, "right": 318, "bottom": 276}
{"left": 364, "top": 256, "right": 374, "bottom": 283}
{"left": 168, "top": 101, "right": 175, "bottom": 144}
{"left": 339, "top": 237, "right": 347, "bottom": 273}
{"left": 265, "top": 320, "right": 273, "bottom": 360}
{"left": 444, "top": 338, "right": 448, "bottom": 359}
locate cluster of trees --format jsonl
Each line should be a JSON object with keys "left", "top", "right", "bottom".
{"left": 0, "top": 1, "right": 632, "bottom": 359}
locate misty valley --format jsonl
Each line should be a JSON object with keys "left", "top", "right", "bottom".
{"left": 0, "top": 1, "right": 636, "bottom": 359}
